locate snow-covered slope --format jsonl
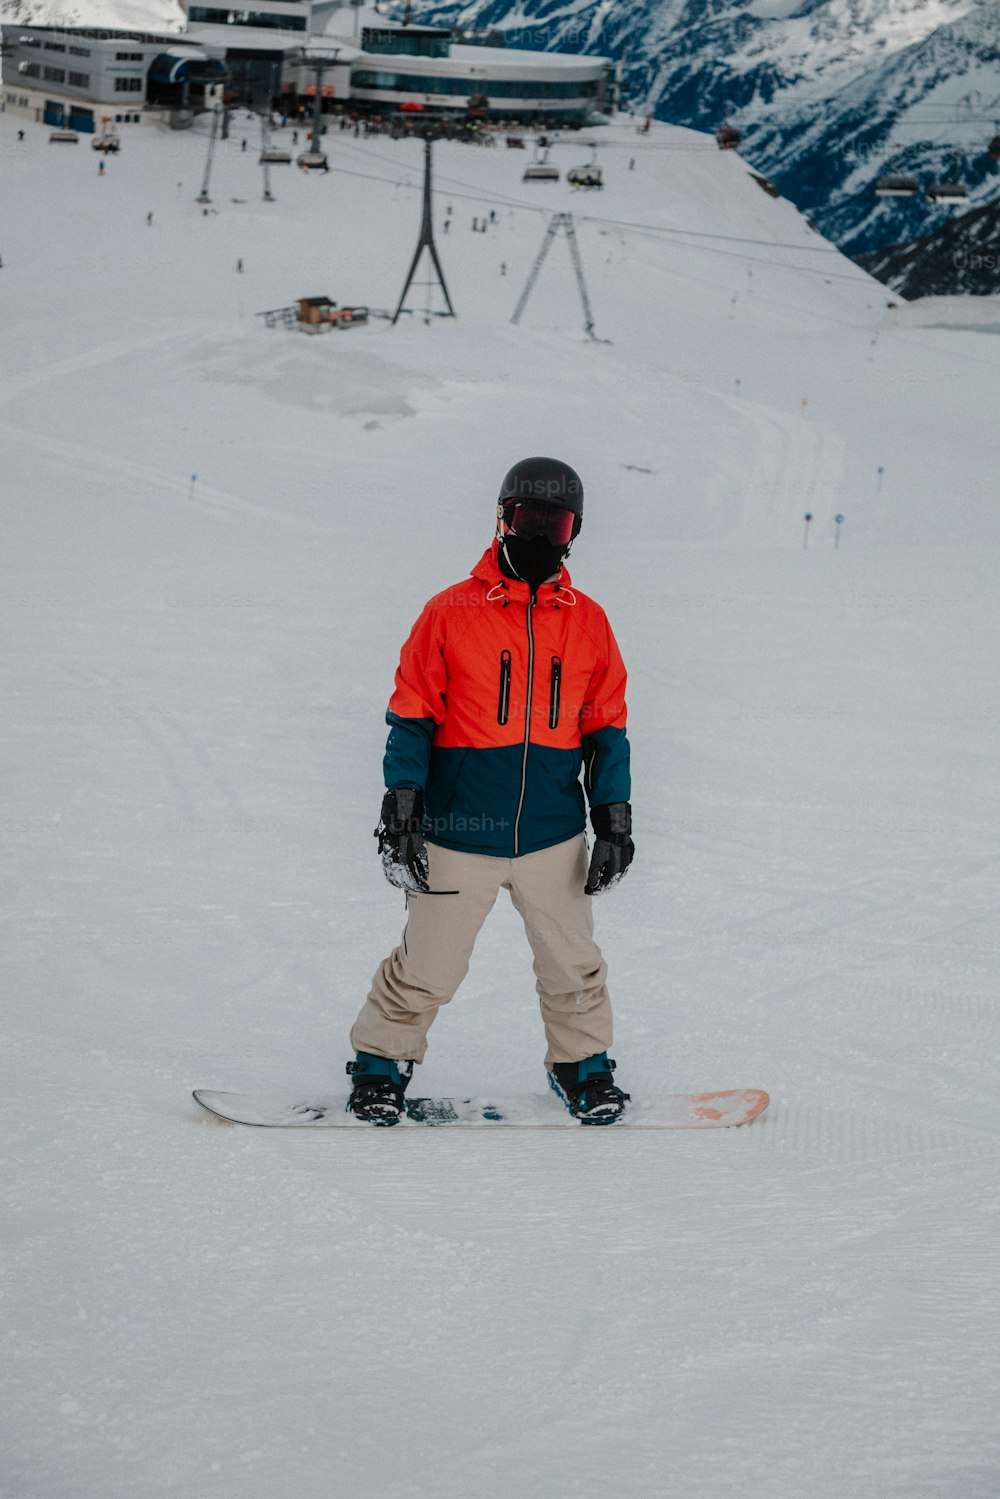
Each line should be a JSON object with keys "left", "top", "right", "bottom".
{"left": 2, "top": 110, "right": 999, "bottom": 1499}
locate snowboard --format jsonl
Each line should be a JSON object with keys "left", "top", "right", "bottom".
{"left": 193, "top": 1087, "right": 769, "bottom": 1130}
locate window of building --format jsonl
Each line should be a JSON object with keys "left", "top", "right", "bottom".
{"left": 42, "top": 66, "right": 66, "bottom": 82}
{"left": 115, "top": 51, "right": 144, "bottom": 62}
{"left": 186, "top": 7, "right": 306, "bottom": 29}
{"left": 19, "top": 62, "right": 41, "bottom": 78}
{"left": 68, "top": 71, "right": 90, "bottom": 88}
{"left": 351, "top": 71, "right": 598, "bottom": 100}
{"left": 69, "top": 46, "right": 91, "bottom": 57}
{"left": 43, "top": 41, "right": 66, "bottom": 52}
{"left": 362, "top": 27, "right": 451, "bottom": 59}
{"left": 114, "top": 77, "right": 144, "bottom": 92}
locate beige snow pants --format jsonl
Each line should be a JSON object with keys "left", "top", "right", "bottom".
{"left": 350, "top": 834, "right": 612, "bottom": 1069}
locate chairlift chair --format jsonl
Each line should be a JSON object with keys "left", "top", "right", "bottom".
{"left": 875, "top": 174, "right": 918, "bottom": 196}
{"left": 567, "top": 165, "right": 602, "bottom": 189}
{"left": 49, "top": 129, "right": 79, "bottom": 144}
{"left": 261, "top": 146, "right": 292, "bottom": 164}
{"left": 928, "top": 151, "right": 968, "bottom": 204}
{"left": 927, "top": 180, "right": 967, "bottom": 204}
{"left": 92, "top": 125, "right": 120, "bottom": 153}
{"left": 297, "top": 150, "right": 329, "bottom": 172}
{"left": 523, "top": 142, "right": 559, "bottom": 183}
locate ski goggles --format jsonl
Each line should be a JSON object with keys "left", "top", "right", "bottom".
{"left": 503, "top": 500, "right": 575, "bottom": 546}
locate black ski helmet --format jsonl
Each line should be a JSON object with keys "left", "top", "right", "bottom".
{"left": 498, "top": 457, "right": 584, "bottom": 536}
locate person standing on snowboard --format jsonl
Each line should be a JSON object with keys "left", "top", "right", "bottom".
{"left": 347, "top": 457, "right": 634, "bottom": 1125}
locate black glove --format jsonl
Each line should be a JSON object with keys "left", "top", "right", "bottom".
{"left": 375, "top": 788, "right": 430, "bottom": 893}
{"left": 585, "top": 801, "right": 634, "bottom": 896}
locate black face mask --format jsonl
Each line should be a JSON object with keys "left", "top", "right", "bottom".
{"left": 499, "top": 534, "right": 568, "bottom": 593}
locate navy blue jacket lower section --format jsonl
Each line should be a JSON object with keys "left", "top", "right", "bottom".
{"left": 385, "top": 714, "right": 630, "bottom": 858}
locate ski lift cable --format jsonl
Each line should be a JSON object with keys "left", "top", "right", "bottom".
{"left": 574, "top": 211, "right": 842, "bottom": 254}
{"left": 325, "top": 164, "right": 874, "bottom": 302}
{"left": 330, "top": 141, "right": 847, "bottom": 256}
{"left": 326, "top": 158, "right": 847, "bottom": 262}
{"left": 318, "top": 168, "right": 1000, "bottom": 365}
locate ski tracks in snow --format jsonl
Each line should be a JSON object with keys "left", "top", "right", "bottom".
{"left": 0, "top": 414, "right": 331, "bottom": 537}
{"left": 719, "top": 393, "right": 846, "bottom": 544}
{"left": 0, "top": 322, "right": 331, "bottom": 539}
{"left": 746, "top": 1097, "right": 998, "bottom": 1165}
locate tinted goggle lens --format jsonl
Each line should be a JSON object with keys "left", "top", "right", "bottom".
{"left": 505, "top": 501, "right": 575, "bottom": 546}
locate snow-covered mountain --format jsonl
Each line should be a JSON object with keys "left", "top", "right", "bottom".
{"left": 0, "top": 0, "right": 183, "bottom": 31}
{"left": 395, "top": 0, "right": 1000, "bottom": 256}
{"left": 857, "top": 195, "right": 1000, "bottom": 295}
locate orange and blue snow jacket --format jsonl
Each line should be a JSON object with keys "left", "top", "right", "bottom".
{"left": 383, "top": 542, "right": 630, "bottom": 858}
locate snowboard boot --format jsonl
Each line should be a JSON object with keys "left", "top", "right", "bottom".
{"left": 548, "top": 1053, "right": 630, "bottom": 1125}
{"left": 346, "top": 1052, "right": 414, "bottom": 1126}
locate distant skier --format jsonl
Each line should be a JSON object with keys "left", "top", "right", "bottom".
{"left": 347, "top": 458, "right": 634, "bottom": 1126}
{"left": 147, "top": 211, "right": 153, "bottom": 226}
{"left": 236, "top": 258, "right": 243, "bottom": 272}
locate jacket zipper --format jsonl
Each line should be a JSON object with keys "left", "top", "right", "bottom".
{"left": 497, "top": 650, "right": 511, "bottom": 725}
{"left": 585, "top": 742, "right": 597, "bottom": 796}
{"left": 548, "top": 656, "right": 561, "bottom": 730}
{"left": 513, "top": 596, "right": 535, "bottom": 856}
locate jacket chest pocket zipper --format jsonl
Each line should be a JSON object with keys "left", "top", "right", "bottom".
{"left": 548, "top": 656, "right": 562, "bottom": 730}
{"left": 497, "top": 650, "right": 512, "bottom": 725}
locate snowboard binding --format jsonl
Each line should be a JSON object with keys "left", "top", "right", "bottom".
{"left": 548, "top": 1054, "right": 630, "bottom": 1125}
{"left": 346, "top": 1053, "right": 414, "bottom": 1126}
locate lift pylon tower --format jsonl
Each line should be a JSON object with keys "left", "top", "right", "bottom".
{"left": 392, "top": 132, "right": 456, "bottom": 326}
{"left": 196, "top": 106, "right": 222, "bottom": 203}
{"left": 295, "top": 49, "right": 340, "bottom": 170}
{"left": 259, "top": 112, "right": 275, "bottom": 202}
{"left": 511, "top": 212, "right": 600, "bottom": 341}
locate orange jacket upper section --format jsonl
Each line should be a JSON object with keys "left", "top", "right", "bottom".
{"left": 388, "top": 543, "right": 628, "bottom": 753}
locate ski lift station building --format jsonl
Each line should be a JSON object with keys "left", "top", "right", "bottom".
{"left": 2, "top": 2, "right": 611, "bottom": 130}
